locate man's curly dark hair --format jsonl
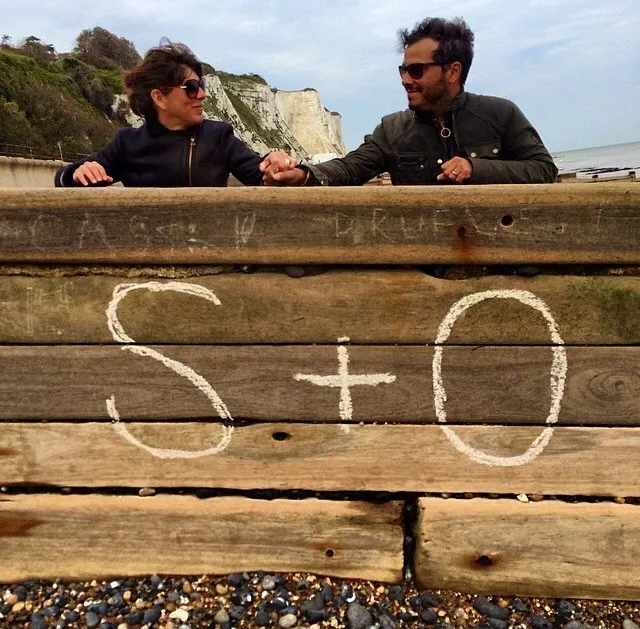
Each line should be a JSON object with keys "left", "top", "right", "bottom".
{"left": 398, "top": 17, "right": 475, "bottom": 86}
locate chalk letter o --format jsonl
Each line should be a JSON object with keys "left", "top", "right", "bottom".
{"left": 432, "top": 289, "right": 567, "bottom": 467}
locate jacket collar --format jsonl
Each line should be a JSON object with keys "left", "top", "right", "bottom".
{"left": 413, "top": 89, "right": 468, "bottom": 124}
{"left": 144, "top": 114, "right": 201, "bottom": 138}
{"left": 444, "top": 89, "right": 467, "bottom": 113}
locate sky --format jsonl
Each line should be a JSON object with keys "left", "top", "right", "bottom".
{"left": 2, "top": 0, "right": 639, "bottom": 153}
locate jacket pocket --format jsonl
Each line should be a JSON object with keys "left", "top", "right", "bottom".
{"left": 464, "top": 140, "right": 502, "bottom": 160}
{"left": 390, "top": 154, "right": 438, "bottom": 184}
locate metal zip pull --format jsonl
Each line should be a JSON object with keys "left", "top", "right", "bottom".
{"left": 188, "top": 136, "right": 196, "bottom": 186}
{"left": 437, "top": 118, "right": 452, "bottom": 139}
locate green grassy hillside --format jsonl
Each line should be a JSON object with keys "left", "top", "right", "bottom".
{"left": 0, "top": 41, "right": 127, "bottom": 160}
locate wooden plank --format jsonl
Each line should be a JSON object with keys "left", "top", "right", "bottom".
{"left": 0, "top": 495, "right": 403, "bottom": 582}
{"left": 0, "top": 345, "right": 637, "bottom": 424}
{"left": 0, "top": 185, "right": 638, "bottom": 264}
{"left": 0, "top": 271, "right": 638, "bottom": 345}
{"left": 414, "top": 498, "right": 640, "bottom": 599}
{"left": 2, "top": 423, "right": 639, "bottom": 495}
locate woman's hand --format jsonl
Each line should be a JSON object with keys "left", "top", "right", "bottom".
{"left": 260, "top": 151, "right": 301, "bottom": 186}
{"left": 72, "top": 161, "right": 114, "bottom": 186}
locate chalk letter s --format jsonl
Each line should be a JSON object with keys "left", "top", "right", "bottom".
{"left": 106, "top": 281, "right": 234, "bottom": 458}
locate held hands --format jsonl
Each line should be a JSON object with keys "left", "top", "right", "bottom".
{"left": 72, "top": 161, "right": 113, "bottom": 186}
{"left": 260, "top": 151, "right": 307, "bottom": 186}
{"left": 437, "top": 157, "right": 472, "bottom": 184}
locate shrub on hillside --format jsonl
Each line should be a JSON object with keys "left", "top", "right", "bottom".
{"left": 16, "top": 35, "right": 57, "bottom": 69}
{"left": 62, "top": 56, "right": 124, "bottom": 117}
{"left": 74, "top": 27, "right": 140, "bottom": 71}
{"left": 0, "top": 49, "right": 119, "bottom": 158}
{"left": 0, "top": 97, "right": 45, "bottom": 152}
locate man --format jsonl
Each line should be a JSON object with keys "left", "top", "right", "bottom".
{"left": 265, "top": 17, "right": 557, "bottom": 186}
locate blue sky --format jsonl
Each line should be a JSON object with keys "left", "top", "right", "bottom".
{"left": 2, "top": 0, "right": 639, "bottom": 152}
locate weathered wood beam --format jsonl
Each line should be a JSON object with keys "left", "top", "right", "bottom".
{"left": 0, "top": 272, "right": 637, "bottom": 345}
{"left": 414, "top": 498, "right": 640, "bottom": 600}
{"left": 0, "top": 345, "right": 637, "bottom": 424}
{"left": 0, "top": 184, "right": 638, "bottom": 263}
{"left": 2, "top": 423, "right": 639, "bottom": 495}
{"left": 0, "top": 495, "right": 403, "bottom": 583}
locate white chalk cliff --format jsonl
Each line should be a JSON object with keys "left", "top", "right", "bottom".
{"left": 274, "top": 89, "right": 345, "bottom": 159}
{"left": 203, "top": 72, "right": 346, "bottom": 161}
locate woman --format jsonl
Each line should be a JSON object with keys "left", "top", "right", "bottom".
{"left": 55, "top": 41, "right": 294, "bottom": 187}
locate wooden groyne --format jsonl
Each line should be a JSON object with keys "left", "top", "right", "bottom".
{"left": 0, "top": 183, "right": 639, "bottom": 599}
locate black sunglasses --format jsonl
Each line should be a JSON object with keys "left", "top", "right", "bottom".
{"left": 162, "top": 77, "right": 206, "bottom": 98}
{"left": 398, "top": 62, "right": 446, "bottom": 80}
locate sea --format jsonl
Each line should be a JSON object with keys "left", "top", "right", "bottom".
{"left": 551, "top": 140, "right": 640, "bottom": 176}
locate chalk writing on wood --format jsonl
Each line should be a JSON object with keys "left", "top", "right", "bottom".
{"left": 105, "top": 281, "right": 234, "bottom": 458}
{"left": 433, "top": 290, "right": 567, "bottom": 467}
{"left": 102, "top": 281, "right": 568, "bottom": 466}
{"left": 0, "top": 188, "right": 639, "bottom": 264}
{"left": 294, "top": 336, "right": 397, "bottom": 433}
{"left": 79, "top": 212, "right": 111, "bottom": 250}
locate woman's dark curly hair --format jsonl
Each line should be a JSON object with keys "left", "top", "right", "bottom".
{"left": 398, "top": 17, "right": 474, "bottom": 86}
{"left": 125, "top": 40, "right": 203, "bottom": 117}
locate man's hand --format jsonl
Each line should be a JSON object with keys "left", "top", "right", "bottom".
{"left": 72, "top": 161, "right": 113, "bottom": 186}
{"left": 437, "top": 157, "right": 472, "bottom": 183}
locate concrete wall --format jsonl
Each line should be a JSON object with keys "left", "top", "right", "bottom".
{"left": 0, "top": 156, "right": 63, "bottom": 188}
{"left": 0, "top": 157, "right": 244, "bottom": 187}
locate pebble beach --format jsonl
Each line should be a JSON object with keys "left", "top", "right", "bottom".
{"left": 2, "top": 572, "right": 638, "bottom": 629}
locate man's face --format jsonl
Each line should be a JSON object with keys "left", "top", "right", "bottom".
{"left": 400, "top": 37, "right": 449, "bottom": 112}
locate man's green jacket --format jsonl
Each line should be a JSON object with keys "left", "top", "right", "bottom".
{"left": 306, "top": 92, "right": 558, "bottom": 185}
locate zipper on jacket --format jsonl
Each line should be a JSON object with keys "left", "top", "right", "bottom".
{"left": 436, "top": 115, "right": 460, "bottom": 160}
{"left": 435, "top": 118, "right": 450, "bottom": 155}
{"left": 451, "top": 112, "right": 462, "bottom": 155}
{"left": 188, "top": 136, "right": 196, "bottom": 186}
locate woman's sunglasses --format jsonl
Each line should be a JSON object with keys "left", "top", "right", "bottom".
{"left": 398, "top": 61, "right": 446, "bottom": 80}
{"left": 161, "top": 77, "right": 206, "bottom": 98}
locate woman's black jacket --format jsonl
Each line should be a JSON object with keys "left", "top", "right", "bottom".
{"left": 55, "top": 117, "right": 263, "bottom": 187}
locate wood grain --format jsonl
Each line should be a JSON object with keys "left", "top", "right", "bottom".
{"left": 0, "top": 345, "right": 637, "bottom": 424}
{"left": 0, "top": 495, "right": 403, "bottom": 582}
{"left": 2, "top": 423, "right": 639, "bottom": 495}
{"left": 0, "top": 271, "right": 637, "bottom": 344}
{"left": 0, "top": 184, "right": 638, "bottom": 264}
{"left": 414, "top": 498, "right": 640, "bottom": 599}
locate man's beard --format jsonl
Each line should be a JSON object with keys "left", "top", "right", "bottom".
{"left": 407, "top": 77, "right": 448, "bottom": 112}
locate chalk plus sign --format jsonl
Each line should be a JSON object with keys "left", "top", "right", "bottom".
{"left": 294, "top": 336, "right": 396, "bottom": 421}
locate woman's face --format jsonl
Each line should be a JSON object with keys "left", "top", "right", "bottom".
{"left": 153, "top": 68, "right": 206, "bottom": 130}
